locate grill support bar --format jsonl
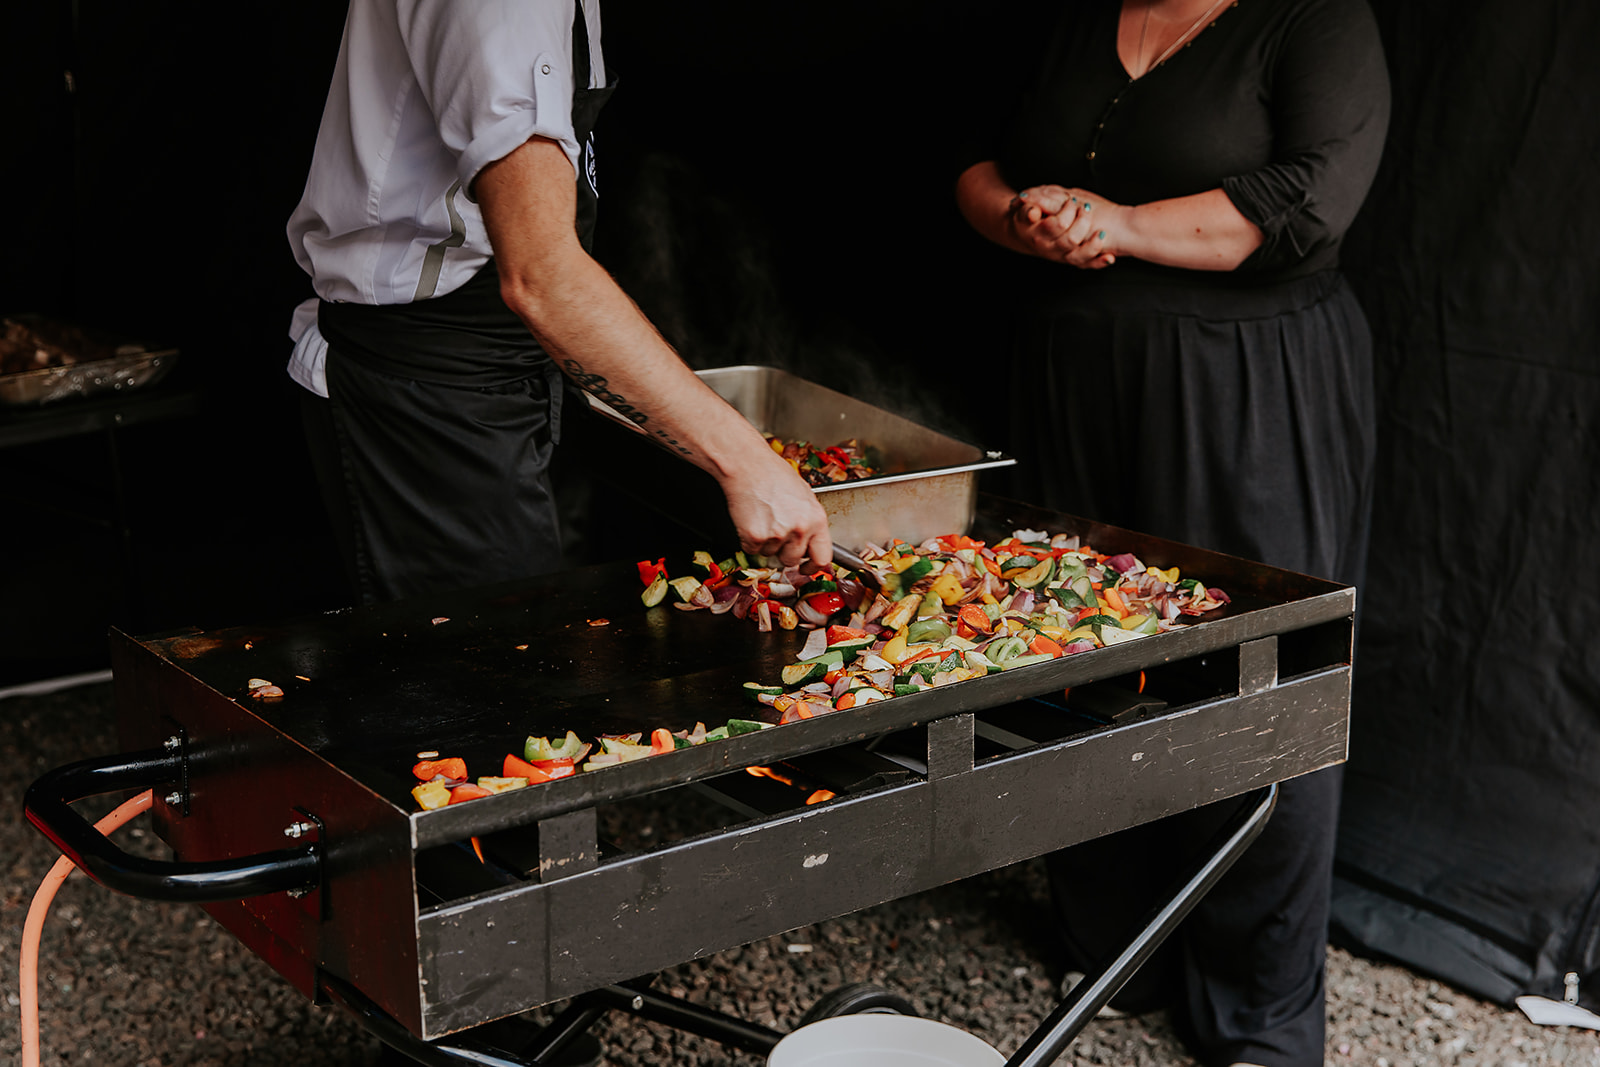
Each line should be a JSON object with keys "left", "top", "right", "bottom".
{"left": 1003, "top": 782, "right": 1280, "bottom": 1067}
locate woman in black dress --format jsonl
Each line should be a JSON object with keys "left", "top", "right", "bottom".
{"left": 955, "top": 1, "right": 1388, "bottom": 1065}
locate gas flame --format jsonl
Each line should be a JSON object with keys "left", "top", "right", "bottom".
{"left": 746, "top": 765, "right": 795, "bottom": 787}
{"left": 749, "top": 765, "right": 835, "bottom": 805}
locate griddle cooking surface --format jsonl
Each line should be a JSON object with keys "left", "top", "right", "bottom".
{"left": 129, "top": 497, "right": 1353, "bottom": 840}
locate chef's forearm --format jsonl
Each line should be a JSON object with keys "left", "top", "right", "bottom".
{"left": 509, "top": 256, "right": 757, "bottom": 478}
{"left": 475, "top": 137, "right": 759, "bottom": 481}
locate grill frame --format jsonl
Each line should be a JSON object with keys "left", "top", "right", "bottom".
{"left": 92, "top": 496, "right": 1354, "bottom": 1040}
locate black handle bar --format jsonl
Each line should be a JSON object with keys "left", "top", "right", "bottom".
{"left": 23, "top": 746, "right": 321, "bottom": 903}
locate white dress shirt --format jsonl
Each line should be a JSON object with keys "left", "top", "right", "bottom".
{"left": 285, "top": 0, "right": 605, "bottom": 396}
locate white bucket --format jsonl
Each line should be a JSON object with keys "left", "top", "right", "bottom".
{"left": 767, "top": 1014, "right": 1006, "bottom": 1067}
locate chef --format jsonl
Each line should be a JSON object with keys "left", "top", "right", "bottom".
{"left": 285, "top": 0, "right": 831, "bottom": 604}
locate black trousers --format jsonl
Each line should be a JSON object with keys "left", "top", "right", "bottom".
{"left": 1048, "top": 767, "right": 1343, "bottom": 1067}
{"left": 1010, "top": 271, "right": 1375, "bottom": 1067}
{"left": 300, "top": 350, "right": 565, "bottom": 605}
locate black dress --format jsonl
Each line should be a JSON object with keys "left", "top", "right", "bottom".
{"left": 989, "top": 2, "right": 1388, "bottom": 1065}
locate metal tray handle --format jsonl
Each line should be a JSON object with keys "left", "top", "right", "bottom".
{"left": 23, "top": 747, "right": 321, "bottom": 903}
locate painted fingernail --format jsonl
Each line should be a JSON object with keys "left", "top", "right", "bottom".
{"left": 1098, "top": 231, "right": 1106, "bottom": 240}
{"left": 1083, "top": 202, "right": 1093, "bottom": 211}
{"left": 1018, "top": 191, "right": 1029, "bottom": 198}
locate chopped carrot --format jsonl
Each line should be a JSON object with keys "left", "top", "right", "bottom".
{"left": 1102, "top": 587, "right": 1128, "bottom": 616}
{"left": 1030, "top": 635, "right": 1065, "bottom": 658}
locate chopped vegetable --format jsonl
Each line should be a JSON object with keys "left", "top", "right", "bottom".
{"left": 413, "top": 757, "right": 468, "bottom": 782}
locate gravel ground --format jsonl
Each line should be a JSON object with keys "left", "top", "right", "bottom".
{"left": 5, "top": 682, "right": 1596, "bottom": 1067}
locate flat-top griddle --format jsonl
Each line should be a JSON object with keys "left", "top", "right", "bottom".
{"left": 29, "top": 496, "right": 1355, "bottom": 1056}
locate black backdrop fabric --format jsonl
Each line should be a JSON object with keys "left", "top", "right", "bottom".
{"left": 1, "top": 0, "right": 1596, "bottom": 1012}
{"left": 1331, "top": 0, "right": 1600, "bottom": 1010}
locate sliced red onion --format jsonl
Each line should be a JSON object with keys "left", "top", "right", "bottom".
{"left": 796, "top": 598, "right": 833, "bottom": 627}
{"left": 862, "top": 594, "right": 890, "bottom": 625}
{"left": 799, "top": 627, "right": 829, "bottom": 660}
{"left": 1010, "top": 589, "right": 1036, "bottom": 615}
{"left": 755, "top": 601, "right": 773, "bottom": 632}
{"left": 767, "top": 582, "right": 796, "bottom": 599}
{"left": 1063, "top": 638, "right": 1097, "bottom": 655}
{"left": 708, "top": 599, "right": 736, "bottom": 615}
{"left": 1105, "top": 552, "right": 1141, "bottom": 575}
{"left": 831, "top": 675, "right": 852, "bottom": 700}
{"left": 1207, "top": 588, "right": 1232, "bottom": 604}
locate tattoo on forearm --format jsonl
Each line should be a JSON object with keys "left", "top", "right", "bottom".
{"left": 563, "top": 360, "right": 693, "bottom": 455}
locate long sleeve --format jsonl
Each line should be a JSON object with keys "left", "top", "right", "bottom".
{"left": 1222, "top": 0, "right": 1390, "bottom": 274}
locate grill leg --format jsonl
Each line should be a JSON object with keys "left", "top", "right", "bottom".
{"left": 581, "top": 980, "right": 786, "bottom": 1057}
{"left": 321, "top": 972, "right": 602, "bottom": 1067}
{"left": 1003, "top": 783, "right": 1280, "bottom": 1067}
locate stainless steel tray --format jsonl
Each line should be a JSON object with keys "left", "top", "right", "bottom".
{"left": 0, "top": 347, "right": 180, "bottom": 406}
{"left": 585, "top": 364, "right": 1014, "bottom": 549}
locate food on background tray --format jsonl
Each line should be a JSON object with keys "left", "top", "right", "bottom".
{"left": 0, "top": 316, "right": 124, "bottom": 375}
{"left": 766, "top": 436, "right": 878, "bottom": 487}
{"left": 410, "top": 529, "right": 1229, "bottom": 811}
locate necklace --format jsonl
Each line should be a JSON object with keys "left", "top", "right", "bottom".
{"left": 1135, "top": 0, "right": 1232, "bottom": 77}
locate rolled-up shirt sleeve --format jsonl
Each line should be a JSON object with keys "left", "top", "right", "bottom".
{"left": 397, "top": 0, "right": 583, "bottom": 196}
{"left": 1223, "top": 0, "right": 1390, "bottom": 273}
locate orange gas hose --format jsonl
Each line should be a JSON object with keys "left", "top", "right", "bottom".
{"left": 20, "top": 788, "right": 153, "bottom": 1067}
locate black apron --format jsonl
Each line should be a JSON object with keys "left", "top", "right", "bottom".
{"left": 303, "top": 4, "right": 616, "bottom": 605}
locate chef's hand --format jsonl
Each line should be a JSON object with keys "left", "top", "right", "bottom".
{"left": 1009, "top": 186, "right": 1122, "bottom": 270}
{"left": 718, "top": 449, "right": 834, "bottom": 572}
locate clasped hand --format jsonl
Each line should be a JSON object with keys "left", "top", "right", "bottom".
{"left": 1008, "top": 185, "right": 1120, "bottom": 269}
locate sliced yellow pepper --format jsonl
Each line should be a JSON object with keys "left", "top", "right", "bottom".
{"left": 1147, "top": 565, "right": 1180, "bottom": 584}
{"left": 928, "top": 573, "right": 965, "bottom": 606}
{"left": 412, "top": 780, "right": 452, "bottom": 810}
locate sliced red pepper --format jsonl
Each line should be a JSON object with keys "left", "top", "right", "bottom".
{"left": 636, "top": 558, "right": 668, "bottom": 585}
{"left": 957, "top": 604, "right": 993, "bottom": 636}
{"left": 448, "top": 783, "right": 492, "bottom": 804}
{"left": 651, "top": 728, "right": 676, "bottom": 754}
{"left": 805, "top": 591, "right": 845, "bottom": 616}
{"left": 826, "top": 624, "right": 871, "bottom": 644}
{"left": 414, "top": 757, "right": 468, "bottom": 782}
{"left": 503, "top": 753, "right": 554, "bottom": 783}
{"left": 532, "top": 759, "right": 577, "bottom": 779}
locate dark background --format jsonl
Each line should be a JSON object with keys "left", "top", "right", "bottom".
{"left": 1, "top": 0, "right": 1595, "bottom": 1019}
